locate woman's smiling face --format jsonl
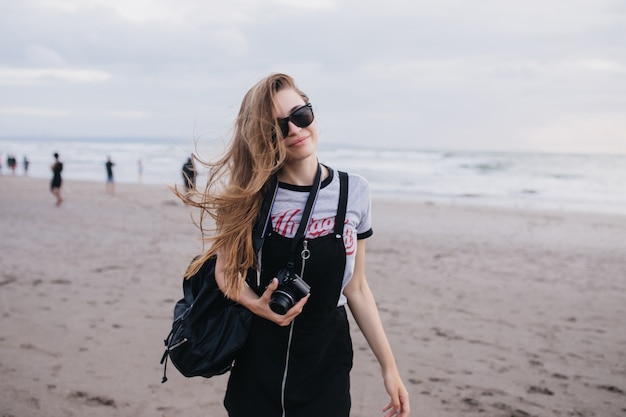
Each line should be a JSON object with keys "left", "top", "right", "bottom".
{"left": 275, "top": 88, "right": 319, "bottom": 163}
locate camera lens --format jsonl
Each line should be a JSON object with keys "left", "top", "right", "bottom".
{"left": 269, "top": 290, "right": 295, "bottom": 315}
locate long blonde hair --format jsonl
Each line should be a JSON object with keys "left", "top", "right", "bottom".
{"left": 175, "top": 73, "right": 309, "bottom": 298}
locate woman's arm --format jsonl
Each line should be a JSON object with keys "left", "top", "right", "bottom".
{"left": 214, "top": 249, "right": 309, "bottom": 327}
{"left": 344, "top": 239, "right": 411, "bottom": 417}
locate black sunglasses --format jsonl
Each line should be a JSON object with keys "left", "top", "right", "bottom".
{"left": 276, "top": 103, "right": 314, "bottom": 138}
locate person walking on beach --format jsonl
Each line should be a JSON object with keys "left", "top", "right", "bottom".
{"left": 181, "top": 156, "right": 196, "bottom": 191}
{"left": 137, "top": 159, "right": 143, "bottom": 183}
{"left": 175, "top": 73, "right": 410, "bottom": 417}
{"left": 50, "top": 152, "right": 63, "bottom": 206}
{"left": 7, "top": 155, "right": 17, "bottom": 175}
{"left": 23, "top": 156, "right": 29, "bottom": 176}
{"left": 105, "top": 156, "right": 115, "bottom": 194}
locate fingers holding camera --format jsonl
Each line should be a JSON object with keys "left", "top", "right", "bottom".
{"left": 253, "top": 278, "right": 310, "bottom": 326}
{"left": 261, "top": 277, "right": 280, "bottom": 299}
{"left": 283, "top": 292, "right": 310, "bottom": 323}
{"left": 254, "top": 278, "right": 280, "bottom": 316}
{"left": 270, "top": 277, "right": 310, "bottom": 326}
{"left": 251, "top": 278, "right": 307, "bottom": 326}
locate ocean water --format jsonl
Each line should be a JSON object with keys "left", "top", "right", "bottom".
{"left": 1, "top": 137, "right": 625, "bottom": 214}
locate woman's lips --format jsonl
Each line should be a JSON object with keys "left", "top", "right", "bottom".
{"left": 289, "top": 136, "right": 308, "bottom": 147}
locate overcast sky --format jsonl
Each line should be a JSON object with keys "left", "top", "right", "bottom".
{"left": 1, "top": 0, "right": 625, "bottom": 154}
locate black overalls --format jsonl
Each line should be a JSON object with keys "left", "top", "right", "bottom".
{"left": 225, "top": 171, "right": 353, "bottom": 417}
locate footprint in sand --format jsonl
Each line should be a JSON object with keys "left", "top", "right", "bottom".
{"left": 68, "top": 391, "right": 117, "bottom": 408}
{"left": 493, "top": 402, "right": 533, "bottom": 417}
{"left": 527, "top": 385, "right": 554, "bottom": 395}
{"left": 596, "top": 384, "right": 625, "bottom": 395}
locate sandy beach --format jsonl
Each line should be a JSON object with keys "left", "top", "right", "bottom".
{"left": 1, "top": 175, "right": 625, "bottom": 417}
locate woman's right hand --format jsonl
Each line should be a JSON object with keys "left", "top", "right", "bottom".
{"left": 252, "top": 278, "right": 310, "bottom": 326}
{"left": 214, "top": 253, "right": 308, "bottom": 326}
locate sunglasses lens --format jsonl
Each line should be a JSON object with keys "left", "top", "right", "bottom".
{"left": 277, "top": 104, "right": 314, "bottom": 138}
{"left": 291, "top": 105, "right": 314, "bottom": 128}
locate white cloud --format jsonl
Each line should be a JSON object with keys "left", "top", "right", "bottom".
{"left": 359, "top": 55, "right": 626, "bottom": 92}
{"left": 39, "top": 0, "right": 187, "bottom": 22}
{"left": 1, "top": 0, "right": 625, "bottom": 154}
{"left": 526, "top": 113, "right": 626, "bottom": 154}
{"left": 273, "top": 0, "right": 336, "bottom": 10}
{"left": 36, "top": 0, "right": 336, "bottom": 25}
{"left": 25, "top": 45, "right": 67, "bottom": 66}
{"left": 106, "top": 110, "right": 152, "bottom": 119}
{"left": 210, "top": 29, "right": 250, "bottom": 57}
{"left": 345, "top": 0, "right": 626, "bottom": 35}
{"left": 573, "top": 59, "right": 626, "bottom": 73}
{"left": 0, "top": 67, "right": 112, "bottom": 85}
{"left": 0, "top": 107, "right": 70, "bottom": 117}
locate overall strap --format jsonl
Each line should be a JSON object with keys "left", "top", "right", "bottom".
{"left": 334, "top": 171, "right": 349, "bottom": 236}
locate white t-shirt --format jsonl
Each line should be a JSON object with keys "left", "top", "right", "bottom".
{"left": 269, "top": 167, "right": 373, "bottom": 306}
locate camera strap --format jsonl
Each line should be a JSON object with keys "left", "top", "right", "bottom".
{"left": 286, "top": 163, "right": 322, "bottom": 270}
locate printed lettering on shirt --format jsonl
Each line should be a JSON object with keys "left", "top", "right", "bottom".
{"left": 272, "top": 210, "right": 356, "bottom": 255}
{"left": 308, "top": 216, "right": 336, "bottom": 238}
{"left": 272, "top": 209, "right": 335, "bottom": 238}
{"left": 344, "top": 227, "right": 356, "bottom": 256}
{"left": 272, "top": 209, "right": 300, "bottom": 237}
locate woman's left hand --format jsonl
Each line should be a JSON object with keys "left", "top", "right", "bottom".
{"left": 382, "top": 370, "right": 410, "bottom": 417}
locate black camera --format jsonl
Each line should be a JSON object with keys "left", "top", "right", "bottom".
{"left": 269, "top": 268, "right": 311, "bottom": 315}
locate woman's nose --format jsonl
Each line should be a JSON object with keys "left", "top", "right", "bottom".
{"left": 287, "top": 121, "right": 301, "bottom": 135}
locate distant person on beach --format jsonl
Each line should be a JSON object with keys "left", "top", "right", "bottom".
{"left": 105, "top": 156, "right": 115, "bottom": 194}
{"left": 50, "top": 153, "right": 63, "bottom": 206}
{"left": 174, "top": 74, "right": 410, "bottom": 417}
{"left": 181, "top": 156, "right": 196, "bottom": 191}
{"left": 137, "top": 159, "right": 143, "bottom": 183}
{"left": 7, "top": 155, "right": 17, "bottom": 175}
{"left": 23, "top": 156, "right": 29, "bottom": 175}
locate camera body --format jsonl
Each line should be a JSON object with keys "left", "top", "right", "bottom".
{"left": 269, "top": 268, "right": 311, "bottom": 315}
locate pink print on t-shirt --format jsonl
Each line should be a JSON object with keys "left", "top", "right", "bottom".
{"left": 272, "top": 209, "right": 336, "bottom": 239}
{"left": 344, "top": 228, "right": 356, "bottom": 256}
{"left": 272, "top": 209, "right": 355, "bottom": 255}
{"left": 271, "top": 209, "right": 300, "bottom": 237}
{"left": 308, "top": 216, "right": 336, "bottom": 238}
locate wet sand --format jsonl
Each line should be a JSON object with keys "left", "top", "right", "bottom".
{"left": 1, "top": 176, "right": 625, "bottom": 417}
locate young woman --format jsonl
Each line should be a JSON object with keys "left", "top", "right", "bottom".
{"left": 178, "top": 73, "right": 410, "bottom": 417}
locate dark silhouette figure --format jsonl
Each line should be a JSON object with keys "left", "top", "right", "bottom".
{"left": 23, "top": 156, "right": 29, "bottom": 175}
{"left": 105, "top": 156, "right": 115, "bottom": 194}
{"left": 182, "top": 156, "right": 196, "bottom": 191}
{"left": 7, "top": 155, "right": 17, "bottom": 175}
{"left": 50, "top": 153, "right": 63, "bottom": 206}
{"left": 137, "top": 159, "right": 143, "bottom": 183}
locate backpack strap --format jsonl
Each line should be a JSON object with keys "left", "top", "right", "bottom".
{"left": 252, "top": 174, "right": 278, "bottom": 254}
